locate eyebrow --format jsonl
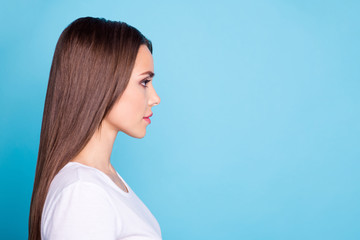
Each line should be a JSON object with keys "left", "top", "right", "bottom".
{"left": 139, "top": 71, "right": 155, "bottom": 78}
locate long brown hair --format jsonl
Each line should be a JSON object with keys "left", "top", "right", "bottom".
{"left": 29, "top": 16, "right": 152, "bottom": 240}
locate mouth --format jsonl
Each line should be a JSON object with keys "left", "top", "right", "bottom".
{"left": 143, "top": 117, "right": 151, "bottom": 124}
{"left": 143, "top": 112, "right": 152, "bottom": 124}
{"left": 144, "top": 113, "right": 153, "bottom": 118}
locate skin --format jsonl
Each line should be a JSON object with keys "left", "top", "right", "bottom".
{"left": 70, "top": 44, "right": 160, "bottom": 192}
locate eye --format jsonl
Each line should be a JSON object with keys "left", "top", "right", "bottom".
{"left": 141, "top": 79, "right": 151, "bottom": 88}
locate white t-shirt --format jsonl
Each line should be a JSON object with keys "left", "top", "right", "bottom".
{"left": 41, "top": 161, "right": 162, "bottom": 240}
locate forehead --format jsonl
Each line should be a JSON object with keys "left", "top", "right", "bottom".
{"left": 132, "top": 45, "right": 154, "bottom": 74}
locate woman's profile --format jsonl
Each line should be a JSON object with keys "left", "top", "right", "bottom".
{"left": 29, "top": 17, "right": 161, "bottom": 240}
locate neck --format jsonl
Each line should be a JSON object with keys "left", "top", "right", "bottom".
{"left": 70, "top": 121, "right": 118, "bottom": 175}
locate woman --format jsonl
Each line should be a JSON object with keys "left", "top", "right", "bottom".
{"left": 29, "top": 17, "right": 161, "bottom": 240}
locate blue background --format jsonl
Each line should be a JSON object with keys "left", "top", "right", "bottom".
{"left": 1, "top": 0, "right": 359, "bottom": 239}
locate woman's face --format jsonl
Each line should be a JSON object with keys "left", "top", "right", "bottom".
{"left": 104, "top": 44, "right": 161, "bottom": 138}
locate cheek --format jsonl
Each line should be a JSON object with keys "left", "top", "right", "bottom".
{"left": 108, "top": 89, "right": 146, "bottom": 125}
{"left": 123, "top": 88, "right": 146, "bottom": 115}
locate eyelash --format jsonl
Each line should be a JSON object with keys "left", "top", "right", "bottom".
{"left": 141, "top": 79, "right": 151, "bottom": 88}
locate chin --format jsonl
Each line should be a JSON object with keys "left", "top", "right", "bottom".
{"left": 134, "top": 133, "right": 146, "bottom": 139}
{"left": 124, "top": 130, "right": 146, "bottom": 139}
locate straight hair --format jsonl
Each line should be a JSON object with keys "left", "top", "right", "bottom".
{"left": 28, "top": 16, "right": 152, "bottom": 240}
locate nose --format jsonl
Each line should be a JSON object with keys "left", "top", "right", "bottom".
{"left": 148, "top": 86, "right": 161, "bottom": 107}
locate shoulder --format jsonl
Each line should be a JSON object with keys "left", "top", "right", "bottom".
{"left": 42, "top": 166, "right": 121, "bottom": 239}
{"left": 44, "top": 162, "right": 118, "bottom": 214}
{"left": 49, "top": 162, "right": 107, "bottom": 192}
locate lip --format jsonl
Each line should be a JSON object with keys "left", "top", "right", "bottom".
{"left": 144, "top": 112, "right": 153, "bottom": 118}
{"left": 143, "top": 118, "right": 151, "bottom": 124}
{"left": 143, "top": 112, "right": 152, "bottom": 124}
